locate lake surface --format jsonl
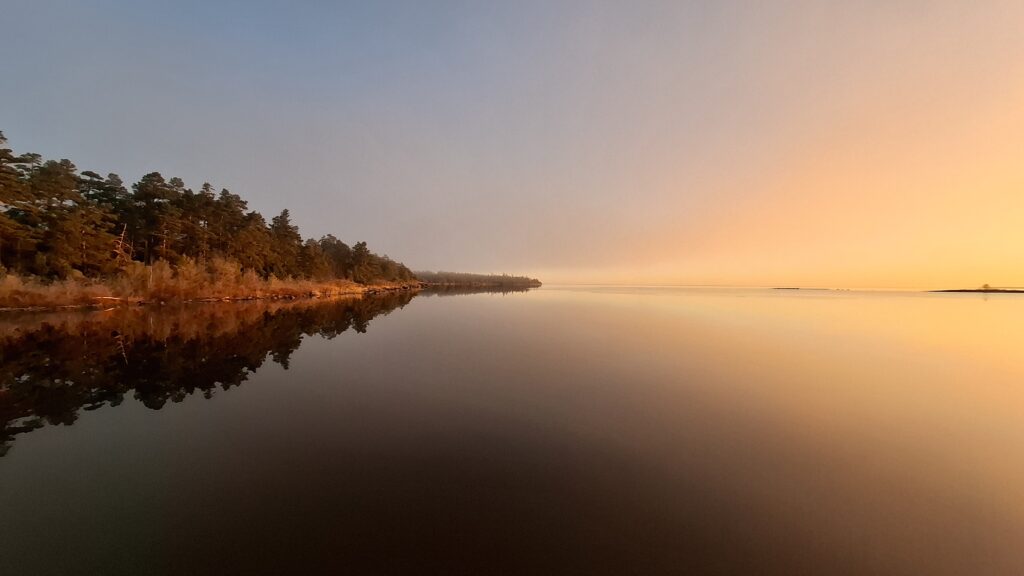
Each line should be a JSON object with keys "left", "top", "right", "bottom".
{"left": 2, "top": 286, "right": 1023, "bottom": 575}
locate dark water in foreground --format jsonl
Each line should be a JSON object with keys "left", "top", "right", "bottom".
{"left": 2, "top": 286, "right": 1023, "bottom": 575}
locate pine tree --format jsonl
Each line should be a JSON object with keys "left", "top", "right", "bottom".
{"left": 269, "top": 209, "right": 302, "bottom": 278}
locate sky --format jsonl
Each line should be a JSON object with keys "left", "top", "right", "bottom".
{"left": 2, "top": 1, "right": 1022, "bottom": 288}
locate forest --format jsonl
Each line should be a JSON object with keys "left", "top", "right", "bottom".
{"left": 0, "top": 131, "right": 415, "bottom": 305}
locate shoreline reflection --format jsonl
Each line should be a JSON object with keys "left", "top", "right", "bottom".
{"left": 0, "top": 292, "right": 416, "bottom": 456}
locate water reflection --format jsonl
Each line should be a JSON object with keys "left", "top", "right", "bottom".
{"left": 1, "top": 287, "right": 1022, "bottom": 575}
{"left": 0, "top": 292, "right": 415, "bottom": 456}
{"left": 420, "top": 285, "right": 534, "bottom": 296}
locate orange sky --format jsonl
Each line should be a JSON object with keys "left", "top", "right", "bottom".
{"left": 537, "top": 2, "right": 1024, "bottom": 288}
{"left": 4, "top": 1, "right": 1023, "bottom": 288}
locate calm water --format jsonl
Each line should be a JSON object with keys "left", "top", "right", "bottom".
{"left": 2, "top": 286, "right": 1023, "bottom": 575}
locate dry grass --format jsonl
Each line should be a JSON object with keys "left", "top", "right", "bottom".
{"left": 0, "top": 274, "right": 114, "bottom": 308}
{"left": 0, "top": 258, "right": 414, "bottom": 309}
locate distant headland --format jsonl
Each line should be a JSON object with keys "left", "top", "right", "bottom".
{"left": 415, "top": 271, "right": 542, "bottom": 289}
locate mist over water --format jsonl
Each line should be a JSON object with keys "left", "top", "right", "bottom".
{"left": 2, "top": 287, "right": 1023, "bottom": 575}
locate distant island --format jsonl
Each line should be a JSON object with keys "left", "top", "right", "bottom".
{"left": 0, "top": 131, "right": 538, "bottom": 309}
{"left": 932, "top": 284, "right": 1024, "bottom": 294}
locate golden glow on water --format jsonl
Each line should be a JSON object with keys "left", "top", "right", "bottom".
{"left": 535, "top": 286, "right": 1024, "bottom": 570}
{"left": 2, "top": 287, "right": 1023, "bottom": 573}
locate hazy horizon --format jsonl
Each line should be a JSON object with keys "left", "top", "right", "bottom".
{"left": 3, "top": 1, "right": 1022, "bottom": 288}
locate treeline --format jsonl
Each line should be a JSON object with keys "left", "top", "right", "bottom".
{"left": 415, "top": 271, "right": 541, "bottom": 287}
{"left": 0, "top": 131, "right": 414, "bottom": 284}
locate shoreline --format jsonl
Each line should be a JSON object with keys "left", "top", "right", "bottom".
{"left": 0, "top": 281, "right": 423, "bottom": 313}
{"left": 0, "top": 279, "right": 543, "bottom": 313}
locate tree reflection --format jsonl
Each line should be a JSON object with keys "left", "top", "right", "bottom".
{"left": 0, "top": 292, "right": 415, "bottom": 456}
